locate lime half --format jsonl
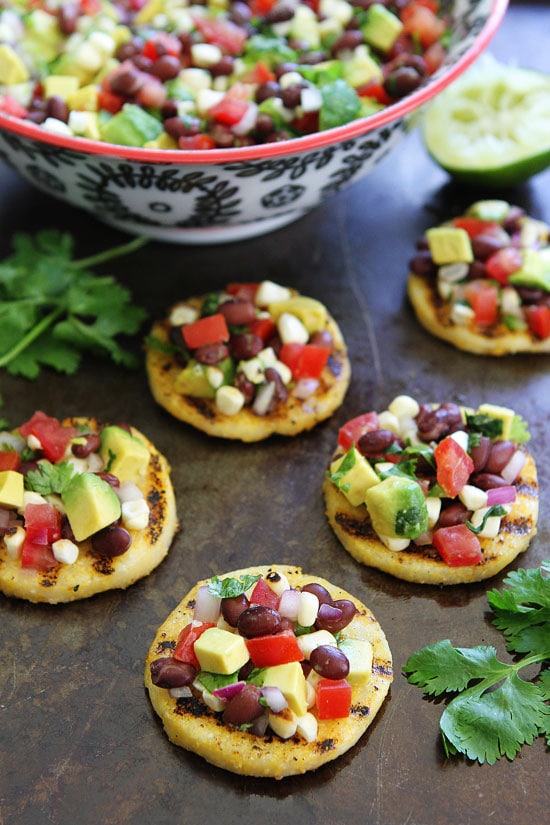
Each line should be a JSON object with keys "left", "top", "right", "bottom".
{"left": 423, "top": 57, "right": 550, "bottom": 187}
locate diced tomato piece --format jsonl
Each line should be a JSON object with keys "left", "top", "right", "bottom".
{"left": 208, "top": 95, "right": 250, "bottom": 127}
{"left": 173, "top": 622, "right": 216, "bottom": 668}
{"left": 181, "top": 313, "right": 230, "bottom": 350}
{"left": 337, "top": 411, "right": 379, "bottom": 451}
{"left": 316, "top": 678, "right": 352, "bottom": 719}
{"left": 249, "top": 577, "right": 280, "bottom": 610}
{"left": 241, "top": 61, "right": 276, "bottom": 85}
{"left": 0, "top": 95, "right": 29, "bottom": 119}
{"left": 18, "top": 411, "right": 77, "bottom": 463}
{"left": 248, "top": 0, "right": 278, "bottom": 15}
{"left": 178, "top": 134, "right": 216, "bottom": 150}
{"left": 401, "top": 4, "right": 446, "bottom": 47}
{"left": 432, "top": 524, "right": 483, "bottom": 567}
{"left": 192, "top": 16, "right": 248, "bottom": 55}
{"left": 20, "top": 539, "right": 58, "bottom": 571}
{"left": 226, "top": 282, "right": 260, "bottom": 302}
{"left": 24, "top": 502, "right": 62, "bottom": 545}
{"left": 525, "top": 305, "right": 550, "bottom": 339}
{"left": 452, "top": 217, "right": 501, "bottom": 239}
{"left": 0, "top": 451, "right": 20, "bottom": 471}
{"left": 250, "top": 317, "right": 277, "bottom": 342}
{"left": 80, "top": 0, "right": 102, "bottom": 14}
{"left": 465, "top": 281, "right": 499, "bottom": 327}
{"left": 279, "top": 343, "right": 330, "bottom": 380}
{"left": 357, "top": 81, "right": 392, "bottom": 105}
{"left": 434, "top": 436, "right": 474, "bottom": 497}
{"left": 484, "top": 247, "right": 523, "bottom": 285}
{"left": 423, "top": 40, "right": 446, "bottom": 74}
{"left": 98, "top": 88, "right": 125, "bottom": 114}
{"left": 245, "top": 630, "right": 303, "bottom": 668}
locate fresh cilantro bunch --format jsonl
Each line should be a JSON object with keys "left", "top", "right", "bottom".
{"left": 404, "top": 562, "right": 550, "bottom": 764}
{"left": 0, "top": 230, "right": 148, "bottom": 379}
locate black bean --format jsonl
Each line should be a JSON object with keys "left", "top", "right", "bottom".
{"left": 92, "top": 525, "right": 132, "bottom": 557}
{"left": 57, "top": 2, "right": 79, "bottom": 35}
{"left": 468, "top": 260, "right": 487, "bottom": 279}
{"left": 223, "top": 684, "right": 264, "bottom": 727}
{"left": 385, "top": 66, "right": 423, "bottom": 98}
{"left": 485, "top": 441, "right": 515, "bottom": 474}
{"left": 410, "top": 250, "right": 437, "bottom": 277}
{"left": 255, "top": 81, "right": 281, "bottom": 104}
{"left": 150, "top": 658, "right": 196, "bottom": 688}
{"left": 219, "top": 299, "right": 256, "bottom": 326}
{"left": 310, "top": 645, "right": 350, "bottom": 680}
{"left": 152, "top": 55, "right": 181, "bottom": 81}
{"left": 193, "top": 342, "right": 229, "bottom": 365}
{"left": 95, "top": 472, "right": 120, "bottom": 488}
{"left": 357, "top": 429, "right": 398, "bottom": 458}
{"left": 110, "top": 66, "right": 144, "bottom": 96}
{"left": 280, "top": 85, "right": 302, "bottom": 109}
{"left": 316, "top": 599, "right": 356, "bottom": 633}
{"left": 309, "top": 330, "right": 333, "bottom": 349}
{"left": 234, "top": 371, "right": 255, "bottom": 404}
{"left": 301, "top": 582, "right": 332, "bottom": 605}
{"left": 264, "top": 368, "right": 288, "bottom": 405}
{"left": 237, "top": 605, "right": 281, "bottom": 638}
{"left": 210, "top": 56, "right": 235, "bottom": 77}
{"left": 416, "top": 402, "right": 462, "bottom": 441}
{"left": 331, "top": 30, "right": 363, "bottom": 55}
{"left": 437, "top": 502, "right": 471, "bottom": 528}
{"left": 221, "top": 594, "right": 250, "bottom": 627}
{"left": 469, "top": 435, "right": 491, "bottom": 472}
{"left": 470, "top": 472, "right": 509, "bottom": 490}
{"left": 471, "top": 234, "right": 507, "bottom": 260}
{"left": 71, "top": 433, "right": 101, "bottom": 458}
{"left": 46, "top": 95, "right": 68, "bottom": 123}
{"left": 230, "top": 333, "right": 263, "bottom": 361}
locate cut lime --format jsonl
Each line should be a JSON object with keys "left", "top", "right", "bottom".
{"left": 422, "top": 56, "right": 550, "bottom": 187}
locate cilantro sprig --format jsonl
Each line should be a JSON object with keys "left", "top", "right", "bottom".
{"left": 403, "top": 562, "right": 550, "bottom": 764}
{"left": 207, "top": 574, "right": 261, "bottom": 599}
{"left": 25, "top": 460, "right": 77, "bottom": 496}
{"left": 0, "top": 230, "right": 148, "bottom": 378}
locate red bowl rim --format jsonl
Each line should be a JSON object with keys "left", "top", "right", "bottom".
{"left": 0, "top": 0, "right": 508, "bottom": 165}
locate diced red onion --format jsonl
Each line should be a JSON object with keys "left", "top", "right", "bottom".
{"left": 487, "top": 485, "right": 517, "bottom": 506}
{"left": 250, "top": 710, "right": 269, "bottom": 737}
{"left": 501, "top": 450, "right": 526, "bottom": 484}
{"left": 169, "top": 685, "right": 192, "bottom": 699}
{"left": 193, "top": 585, "right": 221, "bottom": 623}
{"left": 261, "top": 686, "right": 288, "bottom": 713}
{"left": 212, "top": 681, "right": 246, "bottom": 701}
{"left": 413, "top": 529, "right": 433, "bottom": 546}
{"left": 232, "top": 102, "right": 258, "bottom": 136}
{"left": 292, "top": 378, "right": 319, "bottom": 400}
{"left": 252, "top": 381, "right": 275, "bottom": 416}
{"left": 317, "top": 603, "right": 343, "bottom": 624}
{"left": 278, "top": 588, "right": 301, "bottom": 621}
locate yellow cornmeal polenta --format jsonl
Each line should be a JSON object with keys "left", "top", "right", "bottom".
{"left": 0, "top": 418, "right": 178, "bottom": 603}
{"left": 145, "top": 289, "right": 350, "bottom": 441}
{"left": 144, "top": 565, "right": 392, "bottom": 778}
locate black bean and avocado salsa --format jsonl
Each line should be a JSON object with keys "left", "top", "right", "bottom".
{"left": 329, "top": 395, "right": 531, "bottom": 565}
{"left": 410, "top": 199, "right": 550, "bottom": 339}
{"left": 149, "top": 569, "right": 370, "bottom": 740}
{"left": 0, "top": 0, "right": 450, "bottom": 149}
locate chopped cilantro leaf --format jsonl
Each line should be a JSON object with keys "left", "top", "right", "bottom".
{"left": 465, "top": 414, "right": 503, "bottom": 440}
{"left": 208, "top": 574, "right": 261, "bottom": 599}
{"left": 466, "top": 505, "right": 507, "bottom": 535}
{"left": 196, "top": 671, "right": 240, "bottom": 693}
{"left": 24, "top": 461, "right": 77, "bottom": 496}
{"left": 404, "top": 562, "right": 550, "bottom": 763}
{"left": 0, "top": 230, "right": 148, "bottom": 379}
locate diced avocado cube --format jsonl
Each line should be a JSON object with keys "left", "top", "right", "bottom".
{"left": 61, "top": 472, "right": 121, "bottom": 542}
{"left": 99, "top": 426, "right": 150, "bottom": 484}
{"left": 476, "top": 403, "right": 516, "bottom": 441}
{"left": 194, "top": 627, "right": 250, "bottom": 675}
{"left": 67, "top": 84, "right": 99, "bottom": 112}
{"left": 135, "top": 0, "right": 165, "bottom": 24}
{"left": 263, "top": 661, "right": 308, "bottom": 716}
{"left": 365, "top": 476, "right": 428, "bottom": 539}
{"left": 144, "top": 132, "right": 178, "bottom": 150}
{"left": 0, "top": 470, "right": 24, "bottom": 509}
{"left": 338, "top": 638, "right": 373, "bottom": 686}
{"left": 329, "top": 446, "right": 380, "bottom": 507}
{"left": 289, "top": 5, "right": 320, "bottom": 50}
{"left": 342, "top": 45, "right": 383, "bottom": 89}
{"left": 361, "top": 3, "right": 404, "bottom": 53}
{"left": 466, "top": 200, "right": 510, "bottom": 223}
{"left": 174, "top": 360, "right": 216, "bottom": 398}
{"left": 426, "top": 227, "right": 474, "bottom": 265}
{"left": 99, "top": 103, "right": 163, "bottom": 148}
{"left": 0, "top": 45, "right": 30, "bottom": 85}
{"left": 267, "top": 296, "right": 328, "bottom": 334}
{"left": 43, "top": 75, "right": 80, "bottom": 102}
{"left": 508, "top": 248, "right": 550, "bottom": 291}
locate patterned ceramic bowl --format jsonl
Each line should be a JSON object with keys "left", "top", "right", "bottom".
{"left": 0, "top": 0, "right": 507, "bottom": 245}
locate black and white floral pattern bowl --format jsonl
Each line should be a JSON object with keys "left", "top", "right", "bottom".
{"left": 0, "top": 0, "right": 507, "bottom": 245}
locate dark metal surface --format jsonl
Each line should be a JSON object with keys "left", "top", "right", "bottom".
{"left": 0, "top": 4, "right": 548, "bottom": 824}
